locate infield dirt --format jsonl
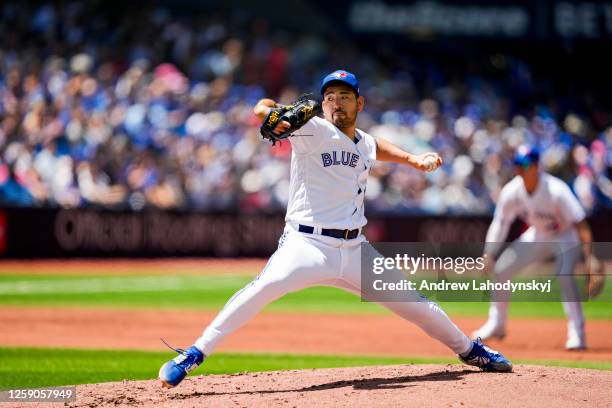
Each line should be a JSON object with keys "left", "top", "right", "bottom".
{"left": 1, "top": 307, "right": 612, "bottom": 362}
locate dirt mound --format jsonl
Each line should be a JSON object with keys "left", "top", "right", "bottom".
{"left": 27, "top": 364, "right": 607, "bottom": 408}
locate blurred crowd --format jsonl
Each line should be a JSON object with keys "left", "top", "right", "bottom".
{"left": 1, "top": 2, "right": 611, "bottom": 214}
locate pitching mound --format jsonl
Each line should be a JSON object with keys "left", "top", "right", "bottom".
{"left": 44, "top": 364, "right": 610, "bottom": 408}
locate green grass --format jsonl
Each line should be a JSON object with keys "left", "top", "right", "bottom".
{"left": 0, "top": 274, "right": 611, "bottom": 319}
{"left": 0, "top": 347, "right": 443, "bottom": 390}
{"left": 512, "top": 359, "right": 612, "bottom": 370}
{"left": 1, "top": 347, "right": 610, "bottom": 390}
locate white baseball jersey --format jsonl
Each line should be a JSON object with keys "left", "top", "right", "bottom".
{"left": 486, "top": 173, "right": 586, "bottom": 246}
{"left": 285, "top": 116, "right": 377, "bottom": 230}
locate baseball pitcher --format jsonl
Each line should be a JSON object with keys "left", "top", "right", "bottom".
{"left": 159, "top": 70, "right": 513, "bottom": 388}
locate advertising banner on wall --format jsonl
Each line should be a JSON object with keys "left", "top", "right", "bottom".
{"left": 1, "top": 208, "right": 610, "bottom": 258}
{"left": 343, "top": 1, "right": 612, "bottom": 40}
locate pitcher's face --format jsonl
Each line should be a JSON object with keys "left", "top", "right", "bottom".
{"left": 322, "top": 84, "right": 364, "bottom": 130}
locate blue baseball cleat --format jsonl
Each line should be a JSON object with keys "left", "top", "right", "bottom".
{"left": 459, "top": 338, "right": 513, "bottom": 372}
{"left": 159, "top": 343, "right": 205, "bottom": 388}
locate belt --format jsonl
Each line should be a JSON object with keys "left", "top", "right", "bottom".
{"left": 298, "top": 224, "right": 360, "bottom": 240}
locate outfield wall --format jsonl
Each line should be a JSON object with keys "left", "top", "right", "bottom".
{"left": 0, "top": 208, "right": 610, "bottom": 258}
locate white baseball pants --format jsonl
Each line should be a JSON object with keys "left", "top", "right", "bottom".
{"left": 486, "top": 227, "right": 585, "bottom": 337}
{"left": 194, "top": 224, "right": 472, "bottom": 356}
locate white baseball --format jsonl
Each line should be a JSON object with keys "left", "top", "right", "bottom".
{"left": 423, "top": 155, "right": 439, "bottom": 171}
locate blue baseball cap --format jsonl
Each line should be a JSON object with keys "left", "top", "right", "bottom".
{"left": 513, "top": 144, "right": 540, "bottom": 167}
{"left": 320, "top": 70, "right": 359, "bottom": 96}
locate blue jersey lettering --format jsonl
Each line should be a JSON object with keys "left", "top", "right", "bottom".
{"left": 321, "top": 151, "right": 360, "bottom": 168}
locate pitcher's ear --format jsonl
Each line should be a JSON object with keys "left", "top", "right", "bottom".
{"left": 357, "top": 95, "right": 365, "bottom": 112}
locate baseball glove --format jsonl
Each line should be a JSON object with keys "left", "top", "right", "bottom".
{"left": 260, "top": 94, "right": 322, "bottom": 145}
{"left": 585, "top": 257, "right": 606, "bottom": 299}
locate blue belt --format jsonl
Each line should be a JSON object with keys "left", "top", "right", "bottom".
{"left": 298, "top": 224, "right": 360, "bottom": 240}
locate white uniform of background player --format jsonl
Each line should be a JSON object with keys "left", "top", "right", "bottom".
{"left": 473, "top": 145, "right": 595, "bottom": 350}
{"left": 159, "top": 70, "right": 512, "bottom": 388}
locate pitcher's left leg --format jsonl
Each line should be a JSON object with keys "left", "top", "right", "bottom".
{"left": 339, "top": 240, "right": 511, "bottom": 372}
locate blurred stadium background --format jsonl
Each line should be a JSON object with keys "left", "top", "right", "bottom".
{"left": 1, "top": 0, "right": 612, "bottom": 393}
{"left": 1, "top": 0, "right": 612, "bottom": 257}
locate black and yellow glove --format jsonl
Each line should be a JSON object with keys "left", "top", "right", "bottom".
{"left": 260, "top": 94, "right": 321, "bottom": 145}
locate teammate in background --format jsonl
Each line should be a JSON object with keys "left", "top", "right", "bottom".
{"left": 159, "top": 70, "right": 512, "bottom": 388}
{"left": 472, "top": 145, "right": 602, "bottom": 350}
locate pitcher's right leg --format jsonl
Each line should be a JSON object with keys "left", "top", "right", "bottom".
{"left": 159, "top": 229, "right": 338, "bottom": 387}
{"left": 195, "top": 232, "right": 337, "bottom": 354}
